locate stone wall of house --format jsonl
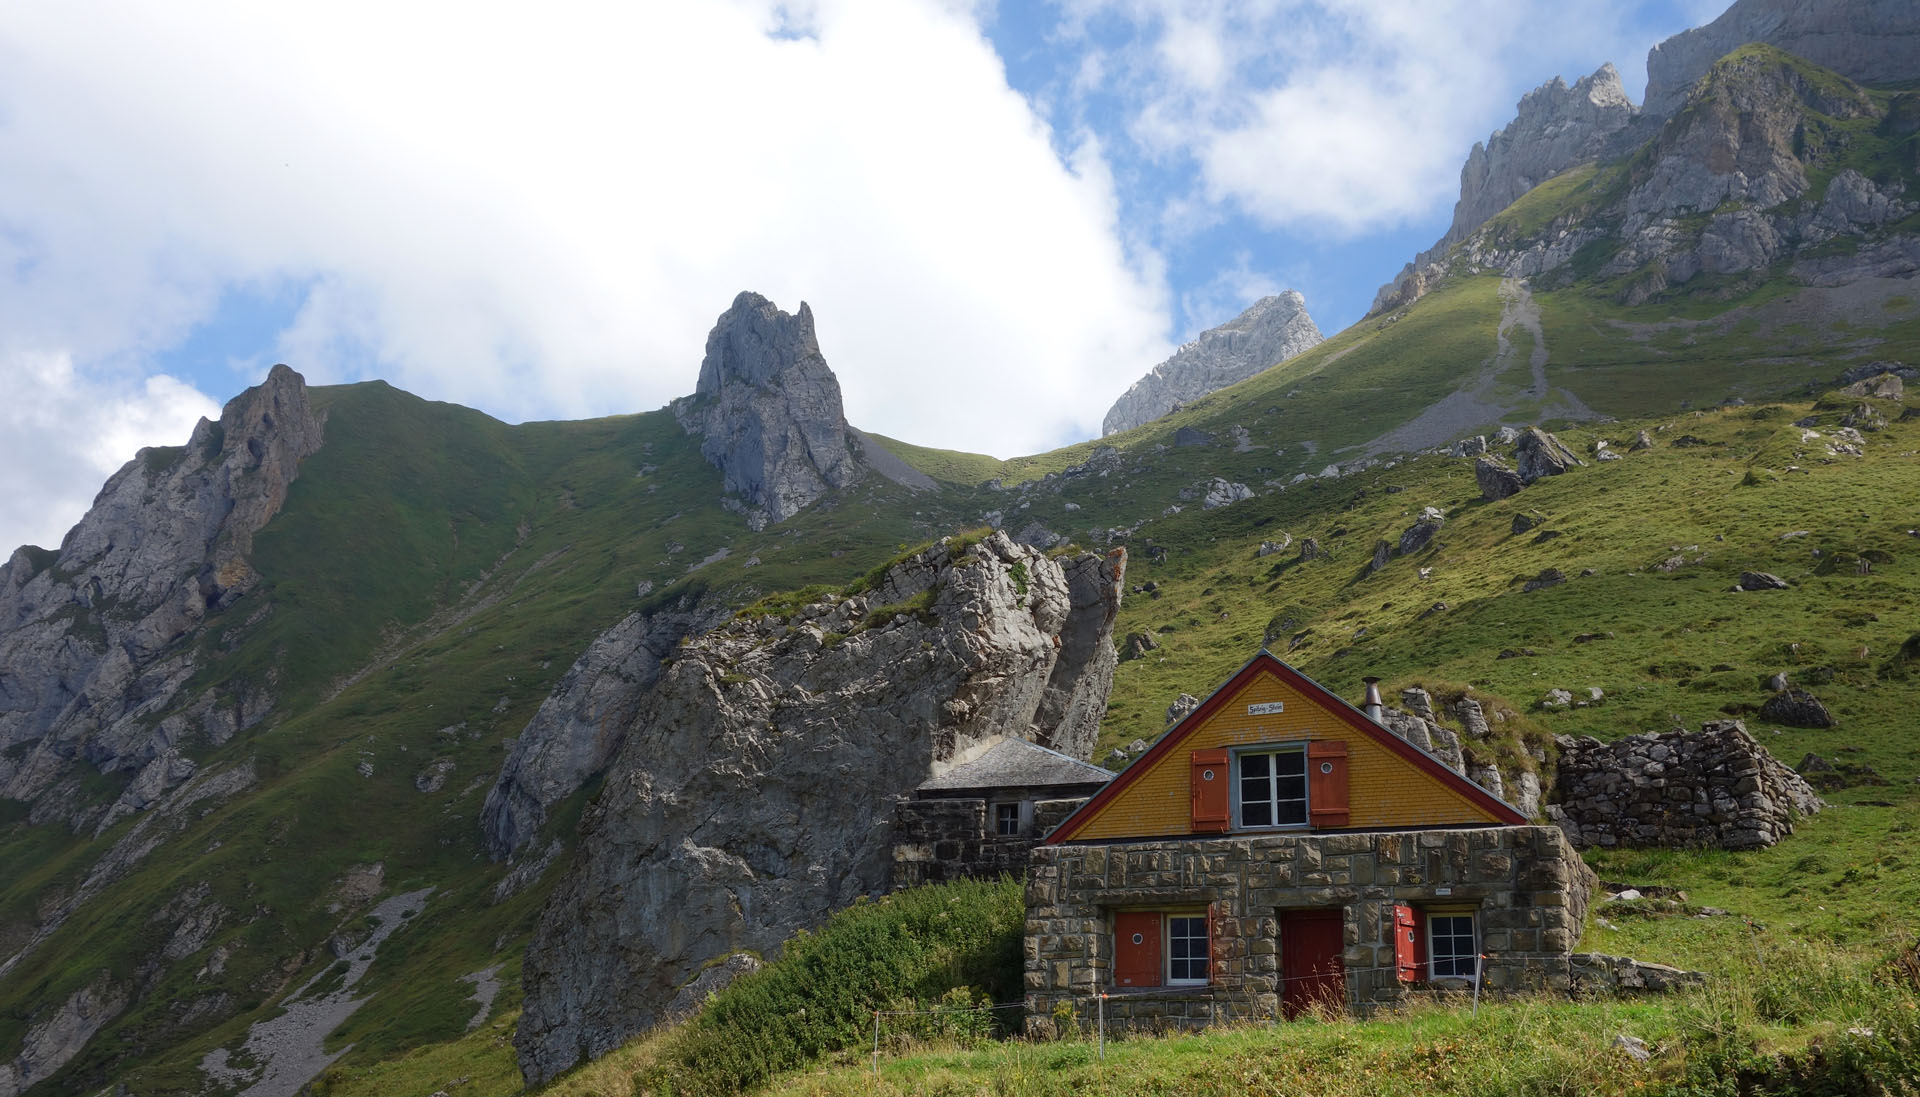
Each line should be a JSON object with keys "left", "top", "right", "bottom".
{"left": 1024, "top": 826, "right": 1594, "bottom": 1032}
{"left": 1547, "top": 720, "right": 1823, "bottom": 851}
{"left": 891, "top": 797, "right": 1088, "bottom": 889}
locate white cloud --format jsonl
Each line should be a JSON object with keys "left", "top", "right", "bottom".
{"left": 1057, "top": 0, "right": 1707, "bottom": 232}
{"left": 0, "top": 0, "right": 1176, "bottom": 554}
{"left": 0, "top": 351, "right": 220, "bottom": 553}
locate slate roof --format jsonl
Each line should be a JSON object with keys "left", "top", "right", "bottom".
{"left": 917, "top": 737, "right": 1115, "bottom": 794}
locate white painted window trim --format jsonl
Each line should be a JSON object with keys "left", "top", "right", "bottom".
{"left": 1229, "top": 741, "right": 1310, "bottom": 831}
{"left": 1165, "top": 912, "right": 1210, "bottom": 986}
{"left": 1427, "top": 911, "right": 1478, "bottom": 981}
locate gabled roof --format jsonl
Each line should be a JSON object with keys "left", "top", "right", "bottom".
{"left": 917, "top": 737, "right": 1115, "bottom": 794}
{"left": 1046, "top": 649, "right": 1526, "bottom": 843}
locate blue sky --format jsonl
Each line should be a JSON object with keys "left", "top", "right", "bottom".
{"left": 0, "top": 0, "right": 1729, "bottom": 554}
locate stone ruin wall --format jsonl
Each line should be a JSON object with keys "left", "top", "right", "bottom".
{"left": 1548, "top": 720, "right": 1823, "bottom": 851}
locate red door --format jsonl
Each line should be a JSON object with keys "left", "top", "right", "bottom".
{"left": 1113, "top": 912, "right": 1162, "bottom": 988}
{"left": 1280, "top": 909, "right": 1345, "bottom": 1018}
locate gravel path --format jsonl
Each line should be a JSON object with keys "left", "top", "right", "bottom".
{"left": 199, "top": 888, "right": 433, "bottom": 1097}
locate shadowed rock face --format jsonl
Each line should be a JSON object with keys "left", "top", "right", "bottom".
{"left": 0, "top": 365, "right": 323, "bottom": 820}
{"left": 676, "top": 291, "right": 861, "bottom": 522}
{"left": 513, "top": 533, "right": 1124, "bottom": 1083}
{"left": 1102, "top": 292, "right": 1322, "bottom": 436}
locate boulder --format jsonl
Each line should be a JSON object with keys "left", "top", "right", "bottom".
{"left": 1198, "top": 478, "right": 1254, "bottom": 509}
{"left": 1515, "top": 427, "right": 1585, "bottom": 483}
{"left": 1737, "top": 571, "right": 1791, "bottom": 591}
{"left": 1121, "top": 630, "right": 1160, "bottom": 661}
{"left": 1255, "top": 535, "right": 1292, "bottom": 558}
{"left": 1843, "top": 372, "right": 1905, "bottom": 400}
{"left": 1165, "top": 692, "right": 1201, "bottom": 726}
{"left": 1629, "top": 430, "right": 1655, "bottom": 452}
{"left": 1475, "top": 456, "right": 1526, "bottom": 501}
{"left": 1396, "top": 507, "right": 1445, "bottom": 555}
{"left": 1759, "top": 688, "right": 1836, "bottom": 728}
{"left": 1369, "top": 540, "right": 1391, "bottom": 573}
{"left": 1522, "top": 568, "right": 1567, "bottom": 592}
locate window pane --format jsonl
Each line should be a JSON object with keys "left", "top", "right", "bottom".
{"left": 1276, "top": 796, "right": 1307, "bottom": 826}
{"left": 1168, "top": 916, "right": 1208, "bottom": 982}
{"left": 1276, "top": 752, "right": 1306, "bottom": 778}
{"left": 1430, "top": 915, "right": 1476, "bottom": 978}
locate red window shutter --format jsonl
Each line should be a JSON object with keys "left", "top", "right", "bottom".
{"left": 1114, "top": 912, "right": 1162, "bottom": 988}
{"left": 1394, "top": 904, "right": 1419, "bottom": 982}
{"left": 1190, "top": 749, "right": 1231, "bottom": 832}
{"left": 1307, "top": 740, "right": 1350, "bottom": 827}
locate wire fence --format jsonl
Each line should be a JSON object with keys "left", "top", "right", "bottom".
{"left": 867, "top": 955, "right": 1492, "bottom": 1072}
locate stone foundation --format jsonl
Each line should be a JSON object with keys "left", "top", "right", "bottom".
{"left": 1024, "top": 826, "right": 1595, "bottom": 1031}
{"left": 1549, "top": 721, "right": 1823, "bottom": 850}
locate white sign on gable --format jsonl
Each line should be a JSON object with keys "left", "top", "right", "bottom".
{"left": 1247, "top": 701, "right": 1286, "bottom": 716}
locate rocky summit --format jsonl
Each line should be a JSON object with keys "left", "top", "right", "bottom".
{"left": 675, "top": 291, "right": 863, "bottom": 524}
{"left": 1643, "top": 0, "right": 1920, "bottom": 119}
{"left": 1102, "top": 291, "right": 1322, "bottom": 435}
{"left": 0, "top": 364, "right": 322, "bottom": 829}
{"left": 514, "top": 532, "right": 1123, "bottom": 1081}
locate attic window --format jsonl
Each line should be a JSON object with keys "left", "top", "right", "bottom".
{"left": 1237, "top": 748, "right": 1307, "bottom": 827}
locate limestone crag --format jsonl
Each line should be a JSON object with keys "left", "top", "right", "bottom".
{"left": 1373, "top": 0, "right": 1920, "bottom": 316}
{"left": 0, "top": 365, "right": 322, "bottom": 820}
{"left": 1643, "top": 0, "right": 1920, "bottom": 119}
{"left": 480, "top": 593, "right": 730, "bottom": 858}
{"left": 514, "top": 533, "right": 1124, "bottom": 1082}
{"left": 1549, "top": 720, "right": 1822, "bottom": 850}
{"left": 674, "top": 292, "right": 862, "bottom": 522}
{"left": 1102, "top": 292, "right": 1322, "bottom": 435}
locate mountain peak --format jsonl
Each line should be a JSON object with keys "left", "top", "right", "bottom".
{"left": 678, "top": 292, "right": 861, "bottom": 523}
{"left": 1101, "top": 291, "right": 1322, "bottom": 435}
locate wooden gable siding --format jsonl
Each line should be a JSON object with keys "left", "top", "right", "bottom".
{"left": 1063, "top": 661, "right": 1509, "bottom": 842}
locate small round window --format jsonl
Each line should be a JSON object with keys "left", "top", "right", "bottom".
{"left": 1131, "top": 933, "right": 1144, "bottom": 945}
{"left": 1320, "top": 761, "right": 1334, "bottom": 774}
{"left": 1202, "top": 769, "right": 1215, "bottom": 781}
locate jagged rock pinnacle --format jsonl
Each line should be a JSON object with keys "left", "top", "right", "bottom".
{"left": 1102, "top": 291, "right": 1322, "bottom": 435}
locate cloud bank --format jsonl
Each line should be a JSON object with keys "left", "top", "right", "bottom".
{"left": 0, "top": 0, "right": 1174, "bottom": 550}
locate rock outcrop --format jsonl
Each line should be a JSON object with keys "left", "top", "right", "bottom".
{"left": 674, "top": 292, "right": 863, "bottom": 523}
{"left": 480, "top": 593, "right": 730, "bottom": 858}
{"left": 1643, "top": 0, "right": 1920, "bottom": 119}
{"left": 514, "top": 533, "right": 1124, "bottom": 1082}
{"left": 1549, "top": 720, "right": 1822, "bottom": 850}
{"left": 0, "top": 365, "right": 322, "bottom": 819}
{"left": 1102, "top": 293, "right": 1322, "bottom": 435}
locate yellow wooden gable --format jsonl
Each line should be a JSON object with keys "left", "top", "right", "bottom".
{"left": 1050, "top": 651, "right": 1523, "bottom": 844}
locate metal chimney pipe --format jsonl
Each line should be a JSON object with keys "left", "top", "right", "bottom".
{"left": 1362, "top": 677, "right": 1385, "bottom": 723}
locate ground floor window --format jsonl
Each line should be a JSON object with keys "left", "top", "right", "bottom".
{"left": 1428, "top": 913, "right": 1477, "bottom": 979}
{"left": 1167, "top": 915, "right": 1208, "bottom": 983}
{"left": 1113, "top": 909, "right": 1212, "bottom": 988}
{"left": 993, "top": 802, "right": 1020, "bottom": 835}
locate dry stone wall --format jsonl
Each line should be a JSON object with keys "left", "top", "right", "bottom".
{"left": 1547, "top": 720, "right": 1822, "bottom": 850}
{"left": 890, "top": 797, "right": 1087, "bottom": 889}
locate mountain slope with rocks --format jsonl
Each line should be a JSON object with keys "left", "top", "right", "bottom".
{"left": 515, "top": 532, "right": 1123, "bottom": 1081}
{"left": 1102, "top": 291, "right": 1322, "bottom": 435}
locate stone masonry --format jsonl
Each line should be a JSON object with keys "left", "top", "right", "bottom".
{"left": 1548, "top": 720, "right": 1823, "bottom": 850}
{"left": 892, "top": 797, "right": 1087, "bottom": 890}
{"left": 1025, "top": 826, "right": 1594, "bottom": 1032}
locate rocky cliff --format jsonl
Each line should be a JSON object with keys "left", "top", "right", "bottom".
{"left": 0, "top": 364, "right": 322, "bottom": 828}
{"left": 1372, "top": 0, "right": 1920, "bottom": 315}
{"left": 514, "top": 532, "right": 1124, "bottom": 1082}
{"left": 1102, "top": 292, "right": 1322, "bottom": 436}
{"left": 674, "top": 292, "right": 863, "bottom": 523}
{"left": 1644, "top": 0, "right": 1920, "bottom": 119}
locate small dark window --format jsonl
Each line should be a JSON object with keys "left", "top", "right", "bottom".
{"left": 1429, "top": 914, "right": 1477, "bottom": 978}
{"left": 994, "top": 802, "right": 1021, "bottom": 836}
{"left": 1167, "top": 915, "right": 1208, "bottom": 983}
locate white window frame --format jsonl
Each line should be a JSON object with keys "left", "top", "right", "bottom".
{"left": 1427, "top": 912, "right": 1478, "bottom": 981}
{"left": 1231, "top": 743, "right": 1310, "bottom": 830}
{"left": 1165, "top": 912, "right": 1209, "bottom": 986}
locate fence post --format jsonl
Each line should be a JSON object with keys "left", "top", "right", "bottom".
{"left": 1097, "top": 993, "right": 1105, "bottom": 1061}
{"left": 1471, "top": 954, "right": 1484, "bottom": 1018}
{"left": 872, "top": 1010, "right": 880, "bottom": 1075}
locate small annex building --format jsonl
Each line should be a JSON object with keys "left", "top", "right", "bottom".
{"left": 892, "top": 736, "right": 1114, "bottom": 889}
{"left": 1025, "top": 650, "right": 1597, "bottom": 1031}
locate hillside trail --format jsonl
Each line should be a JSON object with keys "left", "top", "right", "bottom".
{"left": 1363, "top": 276, "right": 1598, "bottom": 456}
